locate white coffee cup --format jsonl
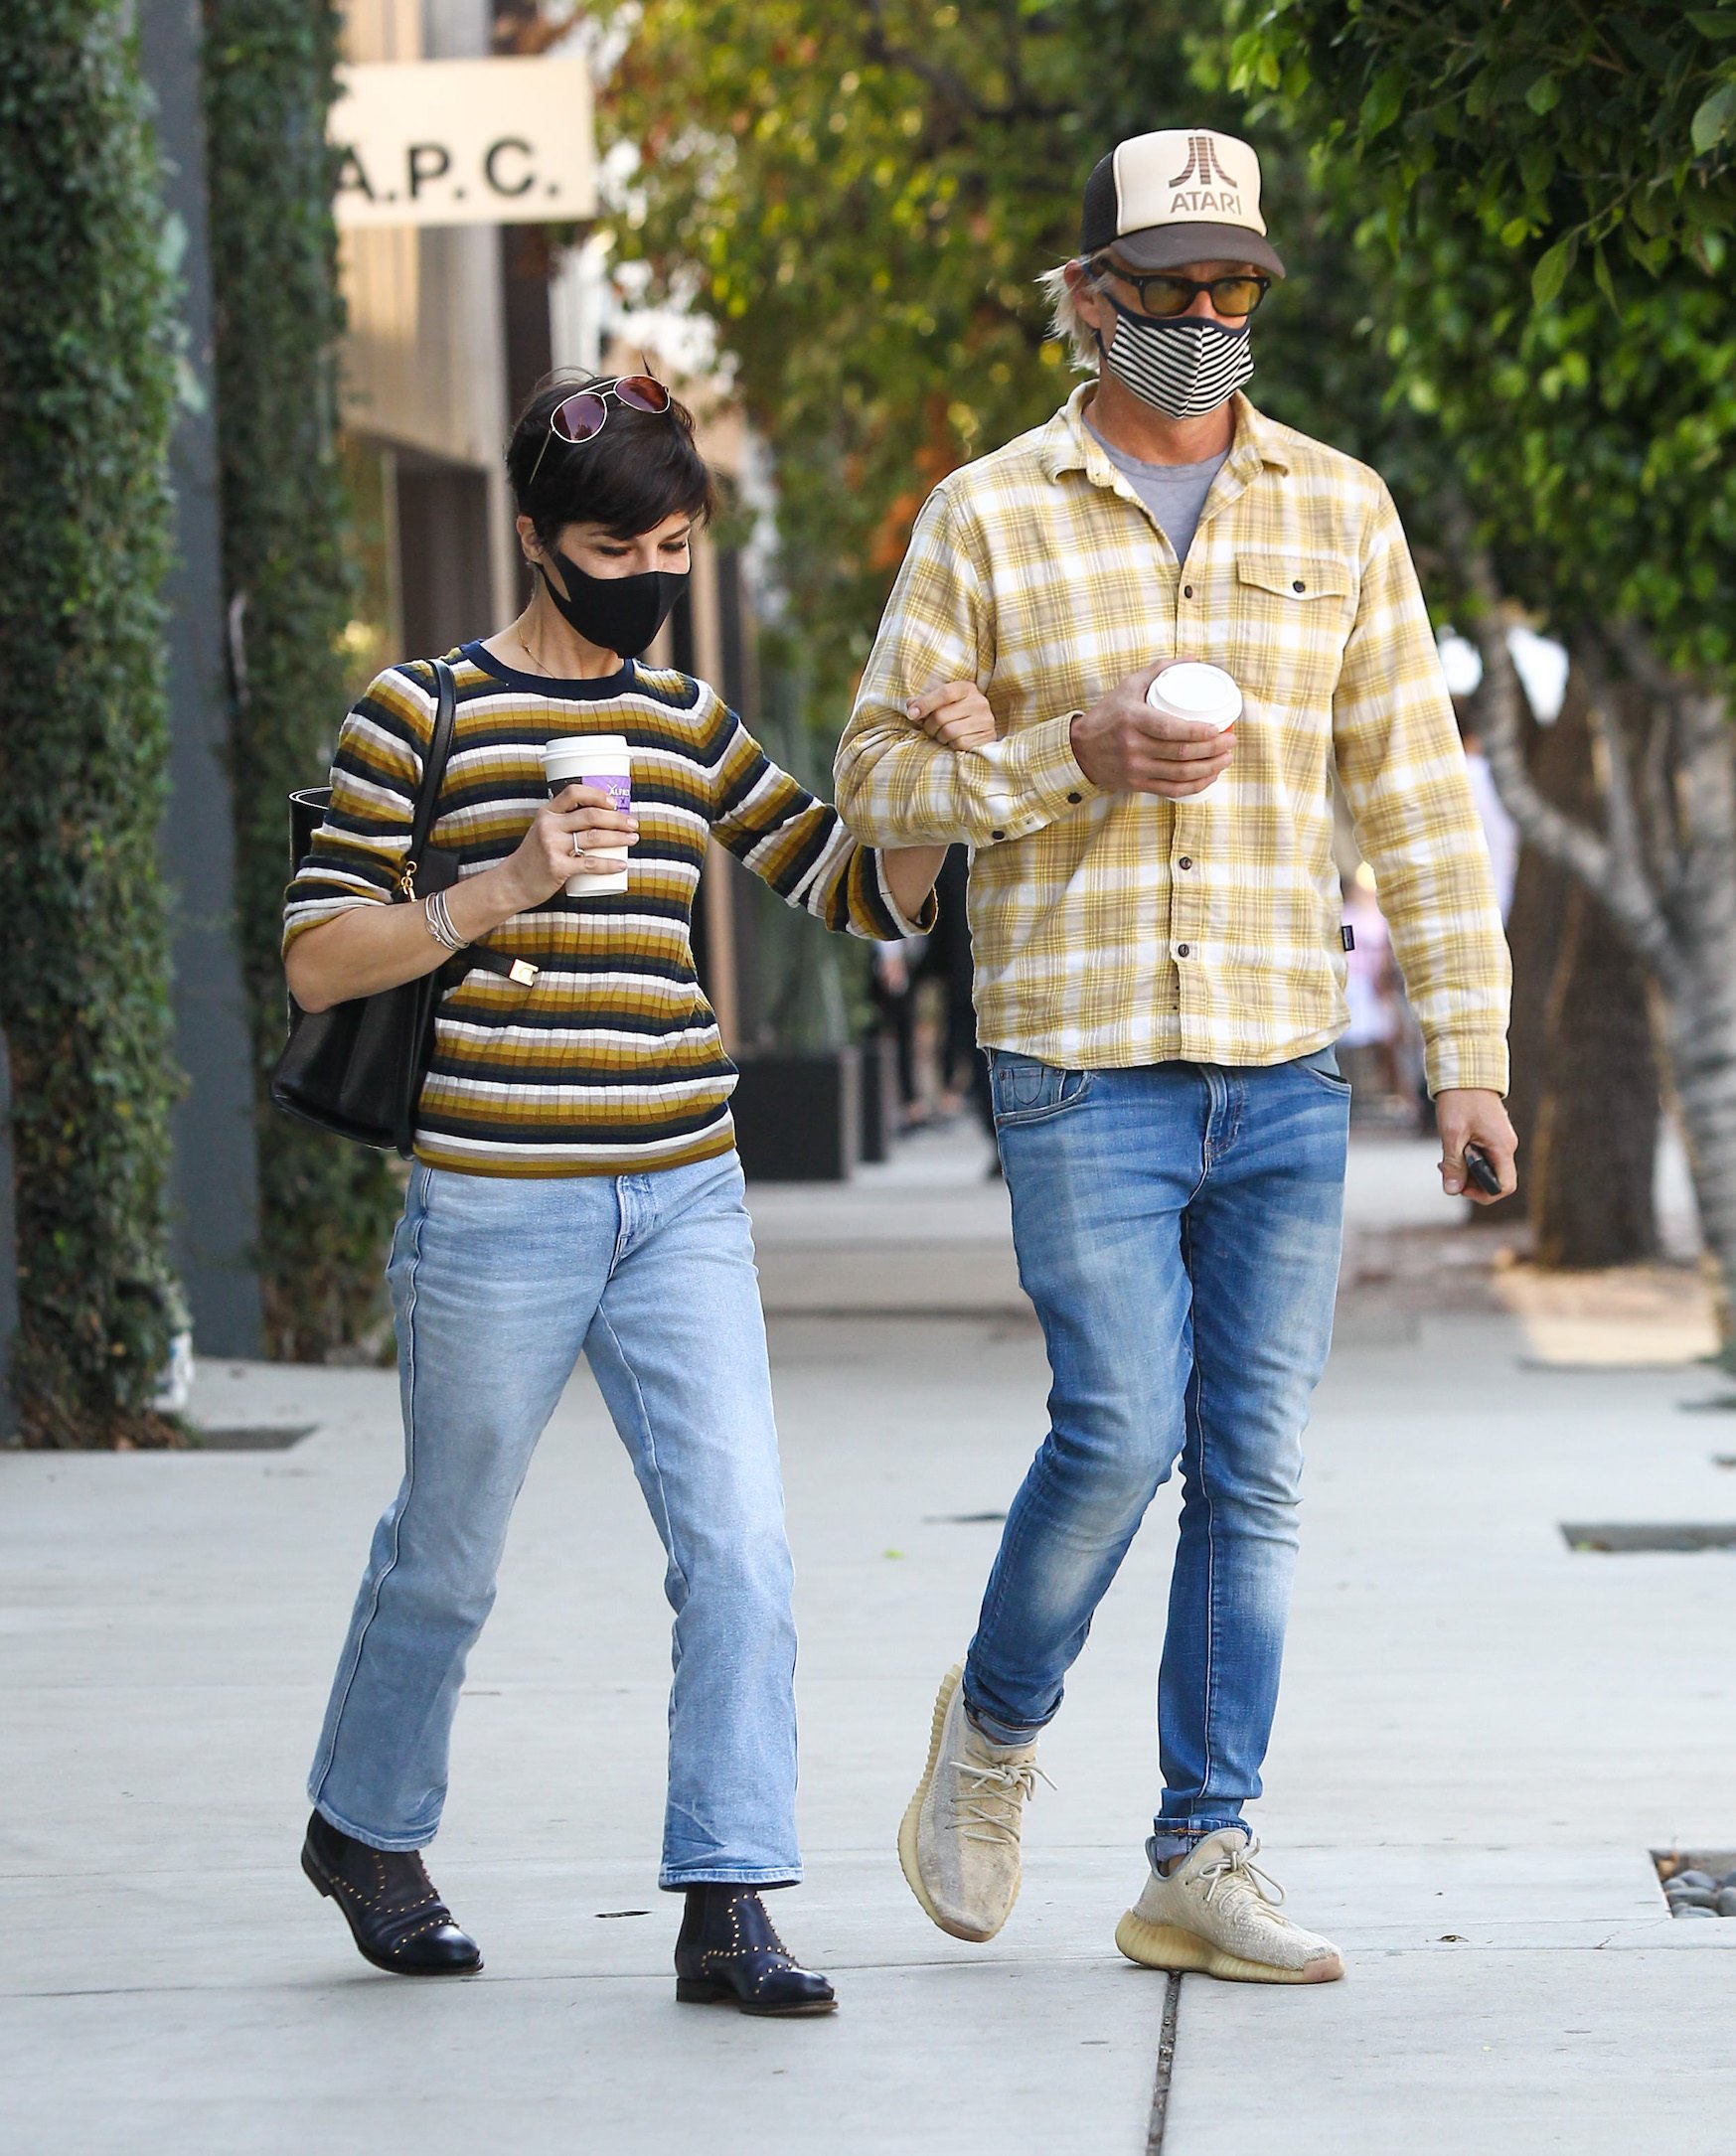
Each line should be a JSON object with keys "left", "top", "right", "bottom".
{"left": 542, "top": 734, "right": 632, "bottom": 895}
{"left": 1146, "top": 661, "right": 1243, "bottom": 733}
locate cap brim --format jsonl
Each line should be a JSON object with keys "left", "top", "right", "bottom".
{"left": 1108, "top": 224, "right": 1285, "bottom": 279}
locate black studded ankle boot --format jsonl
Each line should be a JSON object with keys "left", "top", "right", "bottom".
{"left": 301, "top": 1811, "right": 483, "bottom": 1976}
{"left": 674, "top": 1886, "right": 837, "bottom": 2016}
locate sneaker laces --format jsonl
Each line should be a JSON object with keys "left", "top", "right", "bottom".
{"left": 1196, "top": 1836, "right": 1287, "bottom": 1915}
{"left": 953, "top": 1755, "right": 1052, "bottom": 1846}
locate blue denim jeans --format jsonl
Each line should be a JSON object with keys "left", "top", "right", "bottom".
{"left": 966, "top": 1049, "right": 1349, "bottom": 1865}
{"left": 307, "top": 1151, "right": 801, "bottom": 1889}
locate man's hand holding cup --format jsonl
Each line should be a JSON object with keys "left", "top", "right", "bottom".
{"left": 1069, "top": 659, "right": 1237, "bottom": 799}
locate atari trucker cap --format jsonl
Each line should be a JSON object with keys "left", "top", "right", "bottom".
{"left": 1080, "top": 128, "right": 1285, "bottom": 279}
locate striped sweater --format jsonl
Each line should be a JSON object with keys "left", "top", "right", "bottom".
{"left": 282, "top": 645, "right": 931, "bottom": 1177}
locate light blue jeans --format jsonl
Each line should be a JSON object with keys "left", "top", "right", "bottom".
{"left": 966, "top": 1049, "right": 1349, "bottom": 1866}
{"left": 308, "top": 1152, "right": 801, "bottom": 1889}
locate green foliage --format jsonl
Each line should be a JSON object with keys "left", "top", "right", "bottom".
{"left": 1237, "top": 2, "right": 1736, "bottom": 289}
{"left": 1235, "top": 1, "right": 1736, "bottom": 675}
{"left": 203, "top": 0, "right": 398, "bottom": 1358}
{"left": 0, "top": 3, "right": 186, "bottom": 1445}
{"left": 604, "top": 1, "right": 1123, "bottom": 718}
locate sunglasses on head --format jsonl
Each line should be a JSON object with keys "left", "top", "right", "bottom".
{"left": 528, "top": 375, "right": 674, "bottom": 486}
{"left": 1087, "top": 261, "right": 1271, "bottom": 319}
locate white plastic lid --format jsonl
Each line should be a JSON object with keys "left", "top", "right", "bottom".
{"left": 543, "top": 732, "right": 631, "bottom": 772}
{"left": 1146, "top": 663, "right": 1242, "bottom": 726}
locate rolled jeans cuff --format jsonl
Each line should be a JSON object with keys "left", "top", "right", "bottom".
{"left": 962, "top": 1690, "right": 1048, "bottom": 1751}
{"left": 659, "top": 1866, "right": 803, "bottom": 1892}
{"left": 1147, "top": 1818, "right": 1250, "bottom": 1869}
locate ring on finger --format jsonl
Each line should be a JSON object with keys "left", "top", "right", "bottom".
{"left": 572, "top": 832, "right": 582, "bottom": 857}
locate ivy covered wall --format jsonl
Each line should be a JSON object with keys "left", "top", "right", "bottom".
{"left": 203, "top": 0, "right": 400, "bottom": 1357}
{"left": 0, "top": 4, "right": 187, "bottom": 1446}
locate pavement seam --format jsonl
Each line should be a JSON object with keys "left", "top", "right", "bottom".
{"left": 1146, "top": 1970, "right": 1184, "bottom": 2152}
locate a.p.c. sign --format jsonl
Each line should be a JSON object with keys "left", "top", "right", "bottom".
{"left": 331, "top": 56, "right": 596, "bottom": 230}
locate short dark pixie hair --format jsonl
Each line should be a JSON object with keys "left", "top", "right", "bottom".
{"left": 506, "top": 371, "right": 716, "bottom": 546}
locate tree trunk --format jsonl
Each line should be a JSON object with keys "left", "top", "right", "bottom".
{"left": 1482, "top": 667, "right": 1658, "bottom": 1261}
{"left": 1660, "top": 988, "right": 1736, "bottom": 1350}
{"left": 1530, "top": 879, "right": 1658, "bottom": 1267}
{"left": 1456, "top": 539, "right": 1736, "bottom": 1359}
{"left": 1481, "top": 688, "right": 1549, "bottom": 1228}
{"left": 1656, "top": 693, "right": 1736, "bottom": 1356}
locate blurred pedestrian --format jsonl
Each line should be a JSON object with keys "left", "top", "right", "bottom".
{"left": 838, "top": 128, "right": 1515, "bottom": 1985}
{"left": 285, "top": 373, "right": 992, "bottom": 2012}
{"left": 868, "top": 930, "right": 924, "bottom": 1124}
{"left": 913, "top": 846, "right": 994, "bottom": 1137}
{"left": 1339, "top": 870, "right": 1410, "bottom": 1108}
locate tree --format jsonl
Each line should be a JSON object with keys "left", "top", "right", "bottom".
{"left": 603, "top": 0, "right": 1121, "bottom": 718}
{"left": 0, "top": 3, "right": 187, "bottom": 1445}
{"left": 203, "top": 0, "right": 399, "bottom": 1359}
{"left": 1493, "top": 670, "right": 1659, "bottom": 1265}
{"left": 1236, "top": 2, "right": 1736, "bottom": 300}
{"left": 1238, "top": 2, "right": 1736, "bottom": 1349}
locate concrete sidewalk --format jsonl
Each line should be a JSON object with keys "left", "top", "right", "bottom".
{"left": 6, "top": 1133, "right": 1736, "bottom": 2152}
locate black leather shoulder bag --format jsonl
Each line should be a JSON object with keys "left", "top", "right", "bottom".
{"left": 269, "top": 656, "right": 532, "bottom": 1156}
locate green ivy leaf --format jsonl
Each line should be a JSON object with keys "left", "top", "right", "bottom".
{"left": 1360, "top": 68, "right": 1407, "bottom": 141}
{"left": 1531, "top": 235, "right": 1575, "bottom": 305}
{"left": 1525, "top": 73, "right": 1563, "bottom": 115}
{"left": 1690, "top": 80, "right": 1736, "bottom": 153}
{"left": 1518, "top": 143, "right": 1555, "bottom": 194}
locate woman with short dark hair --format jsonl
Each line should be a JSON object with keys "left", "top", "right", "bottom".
{"left": 285, "top": 374, "right": 993, "bottom": 2013}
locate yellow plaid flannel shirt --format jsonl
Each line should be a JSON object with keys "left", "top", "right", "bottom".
{"left": 835, "top": 385, "right": 1510, "bottom": 1094}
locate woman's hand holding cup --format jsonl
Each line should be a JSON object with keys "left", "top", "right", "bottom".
{"left": 500, "top": 785, "right": 639, "bottom": 908}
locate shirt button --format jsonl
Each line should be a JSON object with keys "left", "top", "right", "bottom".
{"left": 1293, "top": 578, "right": 1306, "bottom": 592}
{"left": 1066, "top": 791, "right": 1082, "bottom": 804}
{"left": 1183, "top": 584, "right": 1194, "bottom": 598}
{"left": 990, "top": 829, "right": 1007, "bottom": 842}
{"left": 1177, "top": 943, "right": 1191, "bottom": 958}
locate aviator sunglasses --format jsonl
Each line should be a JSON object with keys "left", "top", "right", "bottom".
{"left": 527, "top": 374, "right": 674, "bottom": 485}
{"left": 1087, "top": 261, "right": 1271, "bottom": 319}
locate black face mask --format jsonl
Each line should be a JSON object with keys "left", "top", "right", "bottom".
{"left": 539, "top": 547, "right": 688, "bottom": 659}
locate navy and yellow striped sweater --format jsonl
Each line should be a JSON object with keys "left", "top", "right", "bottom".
{"left": 282, "top": 645, "right": 931, "bottom": 1176}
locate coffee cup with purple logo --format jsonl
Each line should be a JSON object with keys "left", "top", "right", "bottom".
{"left": 1146, "top": 663, "right": 1242, "bottom": 788}
{"left": 542, "top": 734, "right": 632, "bottom": 895}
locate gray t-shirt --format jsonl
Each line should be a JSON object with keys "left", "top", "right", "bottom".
{"left": 1084, "top": 415, "right": 1228, "bottom": 565}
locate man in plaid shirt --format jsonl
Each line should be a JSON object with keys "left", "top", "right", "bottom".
{"left": 835, "top": 128, "right": 1516, "bottom": 1985}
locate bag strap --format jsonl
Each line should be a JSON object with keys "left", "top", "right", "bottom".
{"left": 398, "top": 657, "right": 458, "bottom": 901}
{"left": 402, "top": 658, "right": 539, "bottom": 992}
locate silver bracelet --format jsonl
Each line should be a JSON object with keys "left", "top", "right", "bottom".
{"left": 422, "top": 889, "right": 468, "bottom": 952}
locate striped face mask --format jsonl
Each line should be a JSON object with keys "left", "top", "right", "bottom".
{"left": 1098, "top": 307, "right": 1255, "bottom": 419}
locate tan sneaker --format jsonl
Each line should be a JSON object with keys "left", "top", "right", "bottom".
{"left": 1114, "top": 1830, "right": 1344, "bottom": 1984}
{"left": 897, "top": 1661, "right": 1045, "bottom": 1942}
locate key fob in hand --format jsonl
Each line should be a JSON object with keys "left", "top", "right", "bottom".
{"left": 1462, "top": 1143, "right": 1503, "bottom": 1198}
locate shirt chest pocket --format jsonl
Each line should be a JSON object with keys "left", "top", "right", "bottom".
{"left": 1226, "top": 552, "right": 1353, "bottom": 709}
